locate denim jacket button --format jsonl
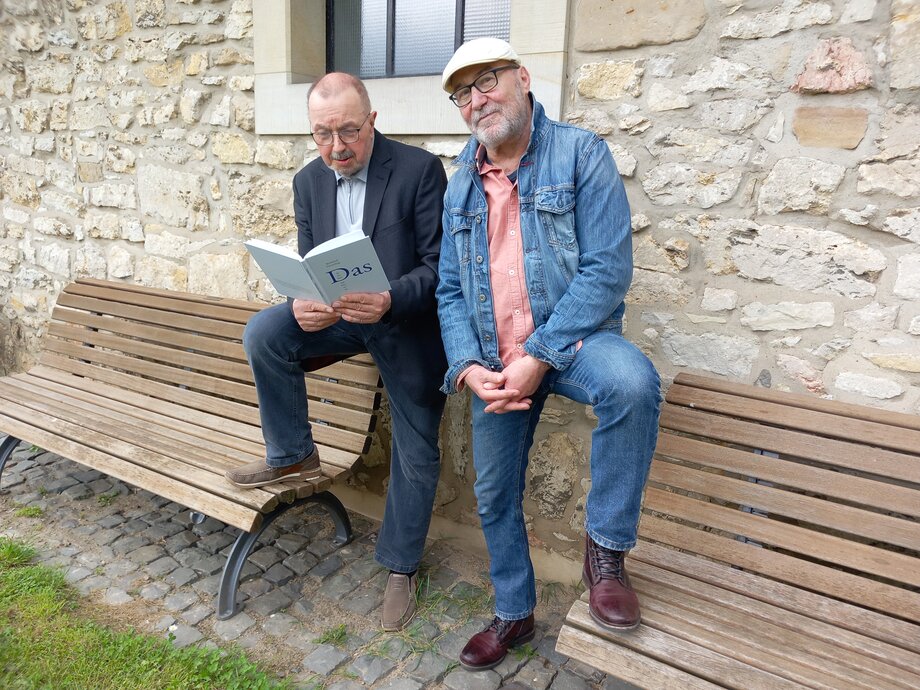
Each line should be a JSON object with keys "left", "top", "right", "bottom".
{"left": 479, "top": 294, "right": 486, "bottom": 302}
{"left": 476, "top": 255, "right": 483, "bottom": 263}
{"left": 475, "top": 215, "right": 482, "bottom": 223}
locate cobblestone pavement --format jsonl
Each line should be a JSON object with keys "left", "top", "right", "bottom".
{"left": 1, "top": 442, "right": 635, "bottom": 690}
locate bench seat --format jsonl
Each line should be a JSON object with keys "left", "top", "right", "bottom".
{"left": 558, "top": 373, "right": 920, "bottom": 689}
{"left": 0, "top": 278, "right": 383, "bottom": 618}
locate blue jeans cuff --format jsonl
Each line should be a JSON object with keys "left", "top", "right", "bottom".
{"left": 494, "top": 607, "right": 534, "bottom": 622}
{"left": 374, "top": 551, "right": 418, "bottom": 574}
{"left": 586, "top": 528, "right": 635, "bottom": 552}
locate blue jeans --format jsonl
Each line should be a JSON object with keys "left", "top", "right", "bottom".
{"left": 243, "top": 303, "right": 444, "bottom": 573}
{"left": 470, "top": 331, "right": 660, "bottom": 620}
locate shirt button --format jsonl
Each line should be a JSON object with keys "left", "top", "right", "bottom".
{"left": 509, "top": 269, "right": 515, "bottom": 276}
{"left": 514, "top": 309, "right": 520, "bottom": 315}
{"left": 479, "top": 294, "right": 486, "bottom": 302}
{"left": 517, "top": 344, "right": 524, "bottom": 350}
{"left": 510, "top": 230, "right": 516, "bottom": 236}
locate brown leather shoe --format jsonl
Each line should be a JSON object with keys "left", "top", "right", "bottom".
{"left": 381, "top": 572, "right": 418, "bottom": 631}
{"left": 459, "top": 614, "right": 535, "bottom": 671}
{"left": 583, "top": 534, "right": 641, "bottom": 631}
{"left": 224, "top": 447, "right": 321, "bottom": 488}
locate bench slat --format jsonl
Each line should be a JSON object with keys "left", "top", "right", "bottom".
{"left": 649, "top": 459, "right": 920, "bottom": 550}
{"left": 673, "top": 372, "right": 920, "bottom": 433}
{"left": 628, "top": 558, "right": 920, "bottom": 680}
{"left": 644, "top": 487, "right": 920, "bottom": 587}
{"left": 639, "top": 514, "right": 920, "bottom": 621}
{"left": 666, "top": 384, "right": 920, "bottom": 457}
{"left": 555, "top": 625, "right": 723, "bottom": 690}
{"left": 654, "top": 429, "right": 920, "bottom": 519}
{"left": 636, "top": 594, "right": 890, "bottom": 690}
{"left": 565, "top": 600, "right": 801, "bottom": 689}
{"left": 56, "top": 293, "right": 247, "bottom": 341}
{"left": 0, "top": 407, "right": 265, "bottom": 532}
{"left": 631, "top": 540, "right": 920, "bottom": 654}
{"left": 660, "top": 404, "right": 920, "bottom": 486}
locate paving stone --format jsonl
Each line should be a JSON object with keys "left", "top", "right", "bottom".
{"left": 122, "top": 518, "right": 149, "bottom": 534}
{"left": 70, "top": 468, "right": 103, "bottom": 483}
{"left": 127, "top": 544, "right": 167, "bottom": 565}
{"left": 341, "top": 585, "right": 380, "bottom": 616}
{"left": 71, "top": 524, "right": 99, "bottom": 537}
{"left": 601, "top": 676, "right": 641, "bottom": 690}
{"left": 286, "top": 630, "right": 318, "bottom": 653}
{"left": 264, "top": 562, "right": 294, "bottom": 586}
{"left": 564, "top": 659, "right": 604, "bottom": 683}
{"left": 164, "top": 591, "right": 199, "bottom": 612}
{"left": 88, "top": 478, "right": 114, "bottom": 494}
{"left": 75, "top": 551, "right": 105, "bottom": 569}
{"left": 140, "top": 522, "right": 185, "bottom": 541}
{"left": 495, "top": 652, "right": 529, "bottom": 679}
{"left": 213, "top": 612, "right": 255, "bottom": 641}
{"left": 191, "top": 516, "right": 226, "bottom": 535}
{"left": 111, "top": 536, "right": 150, "bottom": 556}
{"left": 140, "top": 582, "right": 171, "bottom": 601}
{"left": 164, "top": 531, "right": 199, "bottom": 551}
{"left": 283, "top": 551, "right": 319, "bottom": 575}
{"left": 306, "top": 537, "right": 341, "bottom": 559}
{"left": 92, "top": 528, "right": 121, "bottom": 546}
{"left": 291, "top": 599, "right": 315, "bottom": 618}
{"left": 335, "top": 541, "right": 367, "bottom": 563}
{"left": 327, "top": 682, "right": 363, "bottom": 690}
{"left": 146, "top": 556, "right": 180, "bottom": 578}
{"left": 180, "top": 604, "right": 212, "bottom": 626}
{"left": 249, "top": 546, "right": 285, "bottom": 571}
{"left": 63, "top": 484, "right": 93, "bottom": 500}
{"left": 274, "top": 533, "right": 310, "bottom": 554}
{"left": 550, "top": 670, "right": 589, "bottom": 690}
{"left": 247, "top": 589, "right": 293, "bottom": 617}
{"left": 349, "top": 653, "right": 397, "bottom": 684}
{"left": 377, "top": 678, "right": 423, "bottom": 690}
{"left": 350, "top": 555, "right": 385, "bottom": 580}
{"left": 165, "top": 567, "right": 198, "bottom": 587}
{"left": 443, "top": 667, "right": 502, "bottom": 690}
{"left": 319, "top": 572, "right": 359, "bottom": 599}
{"left": 154, "top": 615, "right": 176, "bottom": 631}
{"left": 198, "top": 531, "right": 235, "bottom": 554}
{"left": 64, "top": 565, "right": 93, "bottom": 583}
{"left": 261, "top": 612, "right": 300, "bottom": 637}
{"left": 103, "top": 561, "right": 137, "bottom": 578}
{"left": 191, "top": 554, "right": 226, "bottom": 575}
{"left": 536, "top": 636, "right": 570, "bottom": 667}
{"left": 97, "top": 514, "right": 125, "bottom": 529}
{"left": 425, "top": 564, "right": 461, "bottom": 592}
{"left": 43, "top": 476, "right": 79, "bottom": 493}
{"left": 240, "top": 578, "right": 273, "bottom": 599}
{"left": 406, "top": 651, "right": 455, "bottom": 683}
{"left": 302, "top": 643, "right": 350, "bottom": 675}
{"left": 235, "top": 631, "right": 263, "bottom": 650}
{"left": 174, "top": 547, "right": 208, "bottom": 569}
{"left": 438, "top": 621, "right": 489, "bottom": 659}
{"left": 168, "top": 623, "right": 203, "bottom": 648}
{"left": 309, "top": 554, "right": 344, "bottom": 580}
{"left": 513, "top": 659, "right": 556, "bottom": 690}
{"left": 103, "top": 588, "right": 134, "bottom": 605}
{"left": 366, "top": 569, "right": 389, "bottom": 592}
{"left": 192, "top": 574, "right": 221, "bottom": 596}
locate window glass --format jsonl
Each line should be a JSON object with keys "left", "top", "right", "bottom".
{"left": 394, "top": 0, "right": 457, "bottom": 76}
{"left": 462, "top": 0, "right": 511, "bottom": 42}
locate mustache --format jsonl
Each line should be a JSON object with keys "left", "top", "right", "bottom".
{"left": 472, "top": 105, "right": 501, "bottom": 128}
{"left": 331, "top": 150, "right": 354, "bottom": 161}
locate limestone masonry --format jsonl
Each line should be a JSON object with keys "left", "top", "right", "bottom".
{"left": 1, "top": 0, "right": 919, "bottom": 558}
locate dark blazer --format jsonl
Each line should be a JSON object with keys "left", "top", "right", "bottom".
{"left": 292, "top": 131, "right": 448, "bottom": 404}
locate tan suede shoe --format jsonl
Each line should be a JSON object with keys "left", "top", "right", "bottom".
{"left": 224, "top": 448, "right": 321, "bottom": 488}
{"left": 381, "top": 572, "right": 418, "bottom": 631}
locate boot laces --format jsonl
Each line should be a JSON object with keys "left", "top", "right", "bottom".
{"left": 486, "top": 616, "right": 516, "bottom": 637}
{"left": 592, "top": 543, "right": 626, "bottom": 583}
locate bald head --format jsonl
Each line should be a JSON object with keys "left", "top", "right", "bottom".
{"left": 308, "top": 72, "right": 372, "bottom": 113}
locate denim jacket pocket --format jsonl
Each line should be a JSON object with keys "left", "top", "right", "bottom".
{"left": 447, "top": 211, "right": 475, "bottom": 265}
{"left": 535, "top": 187, "right": 578, "bottom": 275}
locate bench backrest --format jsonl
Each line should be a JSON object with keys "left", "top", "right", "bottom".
{"left": 642, "top": 373, "right": 920, "bottom": 626}
{"left": 40, "top": 279, "right": 382, "bottom": 477}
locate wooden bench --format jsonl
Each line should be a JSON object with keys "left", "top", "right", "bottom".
{"left": 557, "top": 372, "right": 920, "bottom": 689}
{"left": 0, "top": 278, "right": 382, "bottom": 619}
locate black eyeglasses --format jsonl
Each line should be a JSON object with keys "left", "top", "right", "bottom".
{"left": 310, "top": 112, "right": 371, "bottom": 146}
{"left": 449, "top": 65, "right": 520, "bottom": 108}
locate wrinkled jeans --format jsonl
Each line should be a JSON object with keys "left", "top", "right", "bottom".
{"left": 243, "top": 303, "right": 444, "bottom": 573}
{"left": 470, "top": 331, "right": 660, "bottom": 620}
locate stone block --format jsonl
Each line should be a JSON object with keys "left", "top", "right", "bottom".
{"left": 792, "top": 107, "right": 867, "bottom": 149}
{"left": 574, "top": 0, "right": 706, "bottom": 51}
{"left": 792, "top": 38, "right": 873, "bottom": 94}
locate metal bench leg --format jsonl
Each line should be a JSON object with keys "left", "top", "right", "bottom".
{"left": 0, "top": 436, "right": 22, "bottom": 488}
{"left": 216, "top": 490, "right": 353, "bottom": 620}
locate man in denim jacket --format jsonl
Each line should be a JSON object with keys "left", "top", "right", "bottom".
{"left": 436, "top": 39, "right": 661, "bottom": 671}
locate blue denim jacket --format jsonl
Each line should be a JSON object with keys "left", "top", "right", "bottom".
{"left": 436, "top": 98, "right": 633, "bottom": 395}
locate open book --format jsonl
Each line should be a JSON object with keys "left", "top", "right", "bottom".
{"left": 245, "top": 230, "right": 390, "bottom": 304}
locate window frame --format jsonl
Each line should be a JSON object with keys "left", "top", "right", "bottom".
{"left": 253, "top": 0, "right": 568, "bottom": 136}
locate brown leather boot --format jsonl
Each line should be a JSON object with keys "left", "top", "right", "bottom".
{"left": 459, "top": 614, "right": 535, "bottom": 671}
{"left": 582, "top": 534, "right": 641, "bottom": 631}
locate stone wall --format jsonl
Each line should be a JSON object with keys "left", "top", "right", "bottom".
{"left": 0, "top": 0, "right": 918, "bottom": 561}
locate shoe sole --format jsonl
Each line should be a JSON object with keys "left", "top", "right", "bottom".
{"left": 458, "top": 629, "right": 535, "bottom": 672}
{"left": 225, "top": 468, "right": 322, "bottom": 488}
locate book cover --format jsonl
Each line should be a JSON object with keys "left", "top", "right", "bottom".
{"left": 245, "top": 230, "right": 390, "bottom": 304}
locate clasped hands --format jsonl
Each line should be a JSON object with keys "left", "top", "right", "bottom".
{"left": 464, "top": 356, "right": 551, "bottom": 414}
{"left": 292, "top": 291, "right": 391, "bottom": 331}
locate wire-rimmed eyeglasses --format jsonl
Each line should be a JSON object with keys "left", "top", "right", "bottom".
{"left": 449, "top": 65, "right": 520, "bottom": 108}
{"left": 310, "top": 112, "right": 372, "bottom": 146}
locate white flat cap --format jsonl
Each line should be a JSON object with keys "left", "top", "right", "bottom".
{"left": 441, "top": 37, "right": 520, "bottom": 93}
